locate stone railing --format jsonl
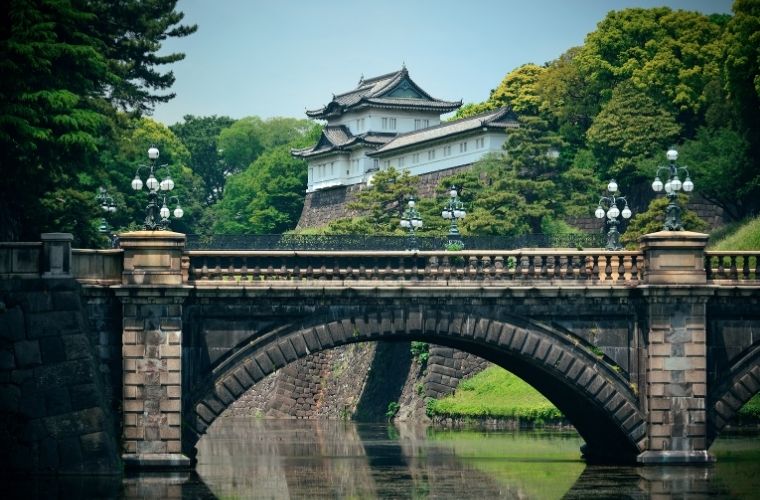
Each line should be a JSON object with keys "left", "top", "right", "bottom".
{"left": 705, "top": 251, "right": 760, "bottom": 283}
{"left": 185, "top": 250, "right": 645, "bottom": 286}
{"left": 72, "top": 249, "right": 123, "bottom": 285}
{"left": 0, "top": 242, "right": 42, "bottom": 278}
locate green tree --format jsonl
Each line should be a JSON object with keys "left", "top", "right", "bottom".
{"left": 464, "top": 116, "right": 565, "bottom": 236}
{"left": 0, "top": 0, "right": 195, "bottom": 242}
{"left": 621, "top": 195, "right": 707, "bottom": 247}
{"left": 489, "top": 64, "right": 546, "bottom": 115}
{"left": 586, "top": 82, "right": 681, "bottom": 185}
{"left": 208, "top": 122, "right": 320, "bottom": 234}
{"left": 678, "top": 126, "right": 757, "bottom": 220}
{"left": 576, "top": 7, "right": 727, "bottom": 129}
{"left": 170, "top": 115, "right": 235, "bottom": 204}
{"left": 323, "top": 168, "right": 419, "bottom": 235}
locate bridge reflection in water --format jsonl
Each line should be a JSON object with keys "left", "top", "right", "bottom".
{"left": 191, "top": 419, "right": 759, "bottom": 499}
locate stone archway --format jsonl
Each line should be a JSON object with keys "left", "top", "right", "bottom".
{"left": 708, "top": 342, "right": 760, "bottom": 446}
{"left": 185, "top": 307, "right": 646, "bottom": 463}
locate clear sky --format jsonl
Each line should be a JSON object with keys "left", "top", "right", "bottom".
{"left": 151, "top": 0, "right": 733, "bottom": 125}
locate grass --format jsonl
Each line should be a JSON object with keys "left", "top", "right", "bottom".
{"left": 426, "top": 366, "right": 562, "bottom": 421}
{"left": 709, "top": 215, "right": 760, "bottom": 250}
{"left": 738, "top": 393, "right": 760, "bottom": 420}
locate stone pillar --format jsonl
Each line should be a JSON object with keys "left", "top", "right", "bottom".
{"left": 114, "top": 231, "right": 190, "bottom": 469}
{"left": 41, "top": 232, "right": 73, "bottom": 278}
{"left": 638, "top": 231, "right": 713, "bottom": 464}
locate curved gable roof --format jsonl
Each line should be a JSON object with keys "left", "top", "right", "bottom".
{"left": 306, "top": 67, "right": 461, "bottom": 119}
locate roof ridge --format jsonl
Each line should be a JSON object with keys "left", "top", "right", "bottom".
{"left": 385, "top": 106, "right": 512, "bottom": 141}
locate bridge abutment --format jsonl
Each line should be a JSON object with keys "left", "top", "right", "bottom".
{"left": 115, "top": 231, "right": 191, "bottom": 469}
{"left": 638, "top": 231, "right": 713, "bottom": 464}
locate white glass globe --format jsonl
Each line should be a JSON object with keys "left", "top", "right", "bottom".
{"left": 173, "top": 207, "right": 184, "bottom": 218}
{"left": 459, "top": 211, "right": 466, "bottom": 219}
{"left": 622, "top": 206, "right": 632, "bottom": 219}
{"left": 664, "top": 181, "right": 673, "bottom": 193}
{"left": 400, "top": 219, "right": 410, "bottom": 228}
{"left": 131, "top": 176, "right": 143, "bottom": 191}
{"left": 160, "top": 205, "right": 170, "bottom": 219}
{"left": 595, "top": 207, "right": 605, "bottom": 219}
{"left": 453, "top": 209, "right": 463, "bottom": 219}
{"left": 148, "top": 146, "right": 159, "bottom": 160}
{"left": 683, "top": 177, "right": 694, "bottom": 192}
{"left": 652, "top": 177, "right": 663, "bottom": 192}
{"left": 442, "top": 210, "right": 451, "bottom": 219}
{"left": 607, "top": 205, "right": 620, "bottom": 219}
{"left": 666, "top": 149, "right": 678, "bottom": 161}
{"left": 607, "top": 179, "right": 618, "bottom": 193}
{"left": 165, "top": 177, "right": 174, "bottom": 190}
{"left": 450, "top": 188, "right": 457, "bottom": 198}
{"left": 408, "top": 199, "right": 415, "bottom": 208}
{"left": 671, "top": 176, "right": 682, "bottom": 191}
{"left": 412, "top": 218, "right": 423, "bottom": 228}
{"left": 160, "top": 178, "right": 170, "bottom": 191}
{"left": 146, "top": 174, "right": 159, "bottom": 190}
{"left": 108, "top": 205, "right": 117, "bottom": 213}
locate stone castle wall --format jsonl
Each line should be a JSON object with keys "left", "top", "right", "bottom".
{"left": 0, "top": 278, "right": 120, "bottom": 475}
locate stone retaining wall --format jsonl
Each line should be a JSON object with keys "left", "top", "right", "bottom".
{"left": 0, "top": 278, "right": 120, "bottom": 475}
{"left": 424, "top": 346, "right": 491, "bottom": 399}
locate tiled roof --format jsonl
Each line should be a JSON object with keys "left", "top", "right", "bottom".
{"left": 306, "top": 67, "right": 461, "bottom": 119}
{"left": 291, "top": 126, "right": 394, "bottom": 159}
{"left": 369, "top": 107, "right": 518, "bottom": 156}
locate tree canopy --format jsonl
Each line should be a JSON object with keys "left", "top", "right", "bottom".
{"left": 0, "top": 0, "right": 196, "bottom": 242}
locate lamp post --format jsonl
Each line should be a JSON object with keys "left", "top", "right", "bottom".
{"left": 130, "top": 146, "right": 183, "bottom": 230}
{"left": 95, "top": 186, "right": 117, "bottom": 234}
{"left": 651, "top": 148, "right": 694, "bottom": 231}
{"left": 594, "top": 179, "right": 632, "bottom": 250}
{"left": 441, "top": 185, "right": 466, "bottom": 248}
{"left": 400, "top": 197, "right": 423, "bottom": 251}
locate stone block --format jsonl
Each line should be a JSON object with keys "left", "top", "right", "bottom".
{"left": 159, "top": 345, "right": 181, "bottom": 358}
{"left": 122, "top": 345, "right": 145, "bottom": 358}
{"left": 28, "top": 311, "right": 80, "bottom": 337}
{"left": 44, "top": 387, "right": 72, "bottom": 416}
{"left": 58, "top": 436, "right": 83, "bottom": 467}
{"left": 0, "top": 306, "right": 25, "bottom": 341}
{"left": 19, "top": 390, "right": 47, "bottom": 418}
{"left": 160, "top": 426, "right": 180, "bottom": 440}
{"left": 44, "top": 407, "right": 106, "bottom": 438}
{"left": 62, "top": 334, "right": 91, "bottom": 361}
{"left": 123, "top": 400, "right": 143, "bottom": 412}
{"left": 0, "top": 349, "right": 14, "bottom": 370}
{"left": 159, "top": 372, "right": 180, "bottom": 385}
{"left": 650, "top": 398, "right": 671, "bottom": 410}
{"left": 0, "top": 384, "right": 21, "bottom": 412}
{"left": 15, "top": 339, "right": 42, "bottom": 367}
{"left": 650, "top": 344, "right": 671, "bottom": 356}
{"left": 136, "top": 441, "right": 167, "bottom": 454}
{"left": 39, "top": 336, "right": 66, "bottom": 364}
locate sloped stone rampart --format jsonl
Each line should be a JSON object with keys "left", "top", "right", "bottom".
{"left": 0, "top": 278, "right": 120, "bottom": 475}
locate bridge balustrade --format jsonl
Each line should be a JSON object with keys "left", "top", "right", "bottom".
{"left": 705, "top": 251, "right": 760, "bottom": 282}
{"left": 184, "top": 250, "right": 645, "bottom": 285}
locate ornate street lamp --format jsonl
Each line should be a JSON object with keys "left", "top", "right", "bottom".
{"left": 95, "top": 186, "right": 117, "bottom": 233}
{"left": 651, "top": 148, "right": 694, "bottom": 231}
{"left": 441, "top": 185, "right": 466, "bottom": 248}
{"left": 130, "top": 146, "right": 183, "bottom": 230}
{"left": 594, "top": 179, "right": 632, "bottom": 250}
{"left": 399, "top": 197, "right": 423, "bottom": 251}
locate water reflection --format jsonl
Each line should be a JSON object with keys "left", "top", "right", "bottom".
{"left": 4, "top": 421, "right": 759, "bottom": 498}
{"left": 195, "top": 419, "right": 760, "bottom": 499}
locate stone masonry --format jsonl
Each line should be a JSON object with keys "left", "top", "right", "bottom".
{"left": 115, "top": 231, "right": 190, "bottom": 469}
{"left": 0, "top": 278, "right": 120, "bottom": 475}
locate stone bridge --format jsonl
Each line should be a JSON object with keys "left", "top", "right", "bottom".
{"left": 1, "top": 231, "right": 759, "bottom": 469}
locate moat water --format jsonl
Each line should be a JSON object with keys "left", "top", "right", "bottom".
{"left": 8, "top": 418, "right": 760, "bottom": 498}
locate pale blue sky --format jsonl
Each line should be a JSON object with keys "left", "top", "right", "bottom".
{"left": 152, "top": 0, "right": 733, "bottom": 125}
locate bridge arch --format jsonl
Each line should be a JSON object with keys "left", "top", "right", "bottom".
{"left": 185, "top": 307, "right": 646, "bottom": 462}
{"left": 708, "top": 341, "right": 760, "bottom": 446}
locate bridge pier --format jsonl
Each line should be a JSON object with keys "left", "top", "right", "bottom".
{"left": 114, "top": 231, "right": 191, "bottom": 469}
{"left": 638, "top": 231, "right": 713, "bottom": 464}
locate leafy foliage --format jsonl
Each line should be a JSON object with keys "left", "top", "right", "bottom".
{"left": 0, "top": 0, "right": 195, "bottom": 242}
{"left": 621, "top": 195, "right": 708, "bottom": 247}
{"left": 205, "top": 120, "right": 319, "bottom": 235}
{"left": 170, "top": 115, "right": 235, "bottom": 204}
